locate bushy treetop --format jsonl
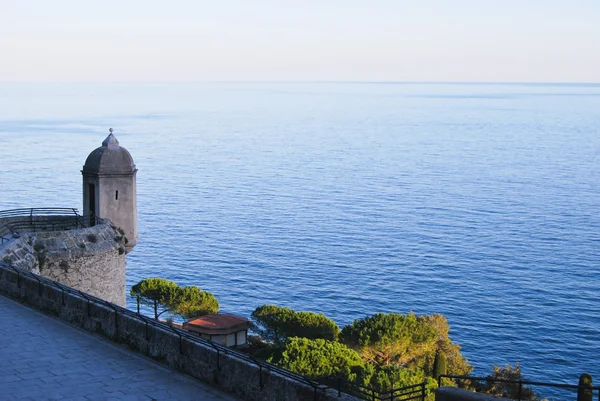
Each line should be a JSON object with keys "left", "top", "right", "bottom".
{"left": 251, "top": 304, "right": 340, "bottom": 343}
{"left": 265, "top": 337, "right": 363, "bottom": 381}
{"left": 341, "top": 312, "right": 471, "bottom": 376}
{"left": 130, "top": 278, "right": 181, "bottom": 319}
{"left": 176, "top": 285, "right": 219, "bottom": 318}
{"left": 341, "top": 312, "right": 436, "bottom": 348}
{"left": 130, "top": 277, "right": 219, "bottom": 320}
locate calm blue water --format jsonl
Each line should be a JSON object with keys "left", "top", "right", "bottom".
{"left": 1, "top": 82, "right": 599, "bottom": 398}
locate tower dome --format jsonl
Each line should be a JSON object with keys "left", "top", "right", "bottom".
{"left": 82, "top": 129, "right": 138, "bottom": 251}
{"left": 83, "top": 130, "right": 136, "bottom": 174}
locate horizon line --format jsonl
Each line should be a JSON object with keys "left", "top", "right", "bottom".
{"left": 1, "top": 80, "right": 599, "bottom": 86}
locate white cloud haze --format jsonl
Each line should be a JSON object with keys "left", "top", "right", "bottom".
{"left": 1, "top": 0, "right": 599, "bottom": 82}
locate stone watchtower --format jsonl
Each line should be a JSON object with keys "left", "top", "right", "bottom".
{"left": 82, "top": 129, "right": 138, "bottom": 252}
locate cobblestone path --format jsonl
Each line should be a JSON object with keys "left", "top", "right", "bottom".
{"left": 0, "top": 295, "right": 239, "bottom": 401}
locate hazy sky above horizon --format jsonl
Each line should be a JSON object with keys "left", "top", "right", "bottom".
{"left": 1, "top": 0, "right": 599, "bottom": 83}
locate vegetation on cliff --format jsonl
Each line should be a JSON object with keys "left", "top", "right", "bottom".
{"left": 250, "top": 305, "right": 469, "bottom": 395}
{"left": 129, "top": 285, "right": 553, "bottom": 400}
{"left": 341, "top": 312, "right": 470, "bottom": 377}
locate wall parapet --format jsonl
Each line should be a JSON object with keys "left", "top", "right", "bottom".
{"left": 436, "top": 387, "right": 514, "bottom": 401}
{"left": 0, "top": 262, "right": 359, "bottom": 401}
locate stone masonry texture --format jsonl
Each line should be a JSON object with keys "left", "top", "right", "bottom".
{"left": 0, "top": 219, "right": 127, "bottom": 306}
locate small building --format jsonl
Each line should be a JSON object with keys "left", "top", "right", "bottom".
{"left": 182, "top": 314, "right": 251, "bottom": 348}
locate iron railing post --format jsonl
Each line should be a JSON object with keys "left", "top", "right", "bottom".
{"left": 518, "top": 380, "right": 522, "bottom": 400}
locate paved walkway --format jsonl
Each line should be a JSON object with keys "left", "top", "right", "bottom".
{"left": 0, "top": 295, "right": 239, "bottom": 401}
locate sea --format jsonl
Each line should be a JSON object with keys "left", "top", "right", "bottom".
{"left": 0, "top": 82, "right": 598, "bottom": 399}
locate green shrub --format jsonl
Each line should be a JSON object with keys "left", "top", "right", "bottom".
{"left": 266, "top": 337, "right": 363, "bottom": 381}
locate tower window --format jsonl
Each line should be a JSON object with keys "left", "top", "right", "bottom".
{"left": 115, "top": 190, "right": 119, "bottom": 200}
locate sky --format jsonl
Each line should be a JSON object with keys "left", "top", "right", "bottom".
{"left": 1, "top": 0, "right": 599, "bottom": 82}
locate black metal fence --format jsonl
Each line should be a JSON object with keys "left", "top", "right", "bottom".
{"left": 319, "top": 376, "right": 427, "bottom": 401}
{"left": 0, "top": 208, "right": 101, "bottom": 243}
{"left": 439, "top": 374, "right": 600, "bottom": 401}
{"left": 0, "top": 207, "right": 80, "bottom": 220}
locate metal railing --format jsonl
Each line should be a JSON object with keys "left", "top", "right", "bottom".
{"left": 318, "top": 375, "right": 427, "bottom": 401}
{"left": 439, "top": 374, "right": 600, "bottom": 401}
{"left": 0, "top": 208, "right": 102, "bottom": 242}
{"left": 0, "top": 208, "right": 80, "bottom": 220}
{"left": 0, "top": 262, "right": 335, "bottom": 400}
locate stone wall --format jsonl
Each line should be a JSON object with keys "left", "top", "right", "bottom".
{"left": 436, "top": 387, "right": 514, "bottom": 401}
{"left": 0, "top": 219, "right": 127, "bottom": 306}
{"left": 0, "top": 263, "right": 359, "bottom": 401}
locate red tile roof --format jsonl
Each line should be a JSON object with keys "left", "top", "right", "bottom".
{"left": 182, "top": 314, "right": 251, "bottom": 335}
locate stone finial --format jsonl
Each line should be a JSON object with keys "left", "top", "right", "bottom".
{"left": 102, "top": 128, "right": 120, "bottom": 148}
